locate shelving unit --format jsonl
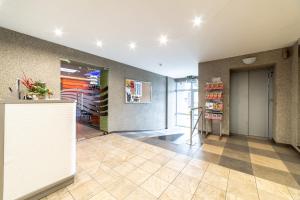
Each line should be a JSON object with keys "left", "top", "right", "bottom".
{"left": 204, "top": 78, "right": 224, "bottom": 137}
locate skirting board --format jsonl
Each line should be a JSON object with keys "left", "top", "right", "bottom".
{"left": 16, "top": 175, "right": 74, "bottom": 200}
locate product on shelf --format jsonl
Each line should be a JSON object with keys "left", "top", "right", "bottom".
{"left": 213, "top": 103, "right": 224, "bottom": 111}
{"left": 205, "top": 78, "right": 224, "bottom": 120}
{"left": 205, "top": 91, "right": 223, "bottom": 100}
{"left": 205, "top": 82, "right": 224, "bottom": 91}
{"left": 205, "top": 102, "right": 223, "bottom": 111}
{"left": 205, "top": 112, "right": 223, "bottom": 120}
{"left": 217, "top": 92, "right": 223, "bottom": 99}
{"left": 205, "top": 102, "right": 214, "bottom": 110}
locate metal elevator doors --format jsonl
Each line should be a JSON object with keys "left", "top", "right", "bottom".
{"left": 230, "top": 68, "right": 273, "bottom": 138}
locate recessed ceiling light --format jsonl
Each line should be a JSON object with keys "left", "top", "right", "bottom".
{"left": 60, "top": 58, "right": 71, "bottom": 63}
{"left": 193, "top": 16, "right": 203, "bottom": 27}
{"left": 54, "top": 28, "right": 63, "bottom": 37}
{"left": 96, "top": 40, "right": 103, "bottom": 48}
{"left": 60, "top": 68, "right": 79, "bottom": 73}
{"left": 129, "top": 42, "right": 136, "bottom": 50}
{"left": 159, "top": 35, "right": 168, "bottom": 46}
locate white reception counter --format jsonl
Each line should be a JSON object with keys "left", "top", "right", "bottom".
{"left": 0, "top": 100, "right": 76, "bottom": 200}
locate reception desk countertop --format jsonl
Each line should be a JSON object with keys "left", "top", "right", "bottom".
{"left": 0, "top": 99, "right": 75, "bottom": 104}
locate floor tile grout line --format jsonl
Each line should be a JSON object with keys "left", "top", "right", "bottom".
{"left": 157, "top": 158, "right": 189, "bottom": 199}
{"left": 130, "top": 154, "right": 178, "bottom": 198}
{"left": 287, "top": 187, "right": 296, "bottom": 200}
{"left": 192, "top": 163, "right": 230, "bottom": 199}
{"left": 68, "top": 190, "right": 76, "bottom": 200}
{"left": 68, "top": 172, "right": 100, "bottom": 200}
{"left": 125, "top": 150, "right": 179, "bottom": 199}
{"left": 248, "top": 172, "right": 260, "bottom": 200}
{"left": 245, "top": 137, "right": 255, "bottom": 177}
{"left": 254, "top": 176, "right": 261, "bottom": 200}
{"left": 86, "top": 152, "right": 143, "bottom": 199}
{"left": 190, "top": 163, "right": 208, "bottom": 200}
{"left": 272, "top": 142, "right": 300, "bottom": 189}
{"left": 93, "top": 166, "right": 131, "bottom": 199}
{"left": 224, "top": 169, "right": 230, "bottom": 199}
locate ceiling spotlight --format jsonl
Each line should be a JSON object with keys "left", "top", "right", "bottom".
{"left": 193, "top": 16, "right": 203, "bottom": 27}
{"left": 96, "top": 40, "right": 103, "bottom": 48}
{"left": 129, "top": 42, "right": 136, "bottom": 50}
{"left": 60, "top": 58, "right": 71, "bottom": 63}
{"left": 60, "top": 68, "right": 79, "bottom": 73}
{"left": 159, "top": 35, "right": 168, "bottom": 45}
{"left": 54, "top": 28, "right": 63, "bottom": 37}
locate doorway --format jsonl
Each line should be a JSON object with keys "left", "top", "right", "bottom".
{"left": 230, "top": 68, "right": 273, "bottom": 138}
{"left": 175, "top": 78, "right": 198, "bottom": 128}
{"left": 60, "top": 60, "right": 109, "bottom": 140}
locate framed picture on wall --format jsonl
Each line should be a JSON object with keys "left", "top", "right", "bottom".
{"left": 125, "top": 79, "right": 152, "bottom": 103}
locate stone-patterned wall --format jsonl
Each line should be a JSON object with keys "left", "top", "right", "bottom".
{"left": 198, "top": 48, "right": 292, "bottom": 144}
{"left": 299, "top": 41, "right": 300, "bottom": 148}
{"left": 0, "top": 27, "right": 167, "bottom": 132}
{"left": 291, "top": 41, "right": 299, "bottom": 147}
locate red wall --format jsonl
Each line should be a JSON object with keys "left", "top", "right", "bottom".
{"left": 61, "top": 78, "right": 89, "bottom": 90}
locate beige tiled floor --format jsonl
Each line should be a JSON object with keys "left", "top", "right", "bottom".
{"left": 76, "top": 123, "right": 103, "bottom": 141}
{"left": 44, "top": 134, "right": 299, "bottom": 200}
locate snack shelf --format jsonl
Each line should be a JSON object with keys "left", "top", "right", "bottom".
{"left": 205, "top": 83, "right": 224, "bottom": 91}
{"left": 205, "top": 110, "right": 223, "bottom": 114}
{"left": 204, "top": 80, "right": 224, "bottom": 137}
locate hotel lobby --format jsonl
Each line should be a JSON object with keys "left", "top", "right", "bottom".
{"left": 0, "top": 0, "right": 300, "bottom": 199}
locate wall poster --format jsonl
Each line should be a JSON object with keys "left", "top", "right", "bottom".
{"left": 125, "top": 79, "right": 152, "bottom": 103}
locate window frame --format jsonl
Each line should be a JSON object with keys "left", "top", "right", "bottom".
{"left": 175, "top": 78, "right": 198, "bottom": 128}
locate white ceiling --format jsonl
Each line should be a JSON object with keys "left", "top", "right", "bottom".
{"left": 0, "top": 0, "right": 300, "bottom": 78}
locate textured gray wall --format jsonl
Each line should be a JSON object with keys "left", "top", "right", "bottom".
{"left": 299, "top": 41, "right": 300, "bottom": 148}
{"left": 199, "top": 48, "right": 293, "bottom": 144}
{"left": 109, "top": 65, "right": 166, "bottom": 131}
{"left": 291, "top": 40, "right": 300, "bottom": 147}
{"left": 0, "top": 27, "right": 167, "bottom": 132}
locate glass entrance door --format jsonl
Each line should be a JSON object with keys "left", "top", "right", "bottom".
{"left": 176, "top": 79, "right": 198, "bottom": 128}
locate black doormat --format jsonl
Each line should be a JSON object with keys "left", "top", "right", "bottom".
{"left": 156, "top": 133, "right": 184, "bottom": 142}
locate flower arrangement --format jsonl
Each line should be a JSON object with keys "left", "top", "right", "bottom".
{"left": 21, "top": 73, "right": 53, "bottom": 99}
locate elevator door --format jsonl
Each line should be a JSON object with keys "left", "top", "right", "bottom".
{"left": 248, "top": 69, "right": 269, "bottom": 137}
{"left": 230, "top": 69, "right": 272, "bottom": 138}
{"left": 230, "top": 71, "right": 249, "bottom": 135}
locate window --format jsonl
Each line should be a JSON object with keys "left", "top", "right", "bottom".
{"left": 176, "top": 91, "right": 191, "bottom": 113}
{"left": 175, "top": 78, "right": 198, "bottom": 127}
{"left": 177, "top": 81, "right": 191, "bottom": 90}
